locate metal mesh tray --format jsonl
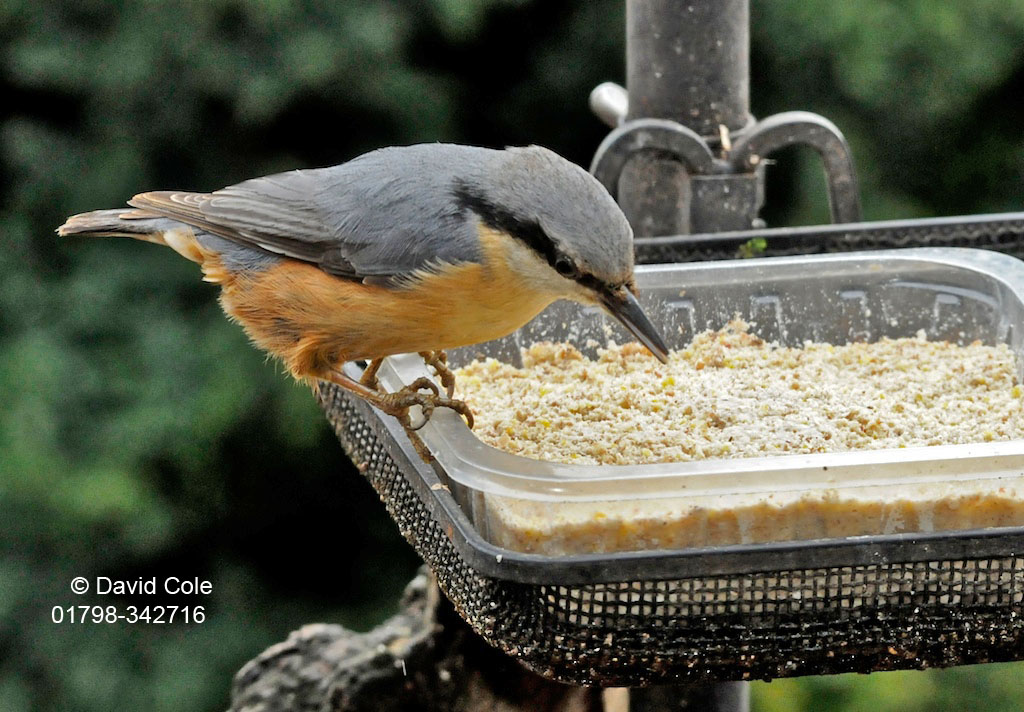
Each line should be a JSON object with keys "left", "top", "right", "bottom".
{"left": 319, "top": 383, "right": 1024, "bottom": 686}
{"left": 318, "top": 220, "right": 1024, "bottom": 686}
{"left": 632, "top": 212, "right": 1024, "bottom": 264}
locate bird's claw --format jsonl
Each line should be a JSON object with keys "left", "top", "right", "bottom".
{"left": 407, "top": 376, "right": 440, "bottom": 398}
{"left": 419, "top": 350, "right": 457, "bottom": 398}
{"left": 393, "top": 410, "right": 433, "bottom": 463}
{"left": 380, "top": 385, "right": 474, "bottom": 432}
{"left": 332, "top": 356, "right": 473, "bottom": 465}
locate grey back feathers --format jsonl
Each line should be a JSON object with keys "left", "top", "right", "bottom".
{"left": 132, "top": 143, "right": 633, "bottom": 290}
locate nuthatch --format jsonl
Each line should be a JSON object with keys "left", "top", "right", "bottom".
{"left": 59, "top": 144, "right": 669, "bottom": 460}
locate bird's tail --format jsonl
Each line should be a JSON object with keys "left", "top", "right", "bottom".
{"left": 57, "top": 208, "right": 177, "bottom": 246}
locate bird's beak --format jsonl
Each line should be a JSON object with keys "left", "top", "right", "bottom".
{"left": 599, "top": 288, "right": 670, "bottom": 363}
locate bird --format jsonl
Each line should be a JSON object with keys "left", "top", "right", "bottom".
{"left": 58, "top": 143, "right": 669, "bottom": 461}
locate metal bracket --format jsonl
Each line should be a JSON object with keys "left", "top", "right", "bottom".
{"left": 590, "top": 85, "right": 862, "bottom": 234}
{"left": 730, "top": 110, "right": 861, "bottom": 224}
{"left": 590, "top": 117, "right": 720, "bottom": 189}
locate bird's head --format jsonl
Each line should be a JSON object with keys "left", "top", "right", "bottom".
{"left": 452, "top": 145, "right": 669, "bottom": 363}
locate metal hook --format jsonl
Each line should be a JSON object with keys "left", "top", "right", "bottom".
{"left": 729, "top": 111, "right": 862, "bottom": 224}
{"left": 590, "top": 118, "right": 720, "bottom": 199}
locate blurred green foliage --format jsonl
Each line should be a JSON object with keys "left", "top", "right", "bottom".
{"left": 1, "top": 1, "right": 1023, "bottom": 710}
{"left": 756, "top": 663, "right": 1024, "bottom": 712}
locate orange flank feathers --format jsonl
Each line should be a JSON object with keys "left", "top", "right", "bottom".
{"left": 188, "top": 228, "right": 556, "bottom": 382}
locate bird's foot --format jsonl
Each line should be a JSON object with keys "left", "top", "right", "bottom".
{"left": 375, "top": 378, "right": 474, "bottom": 432}
{"left": 375, "top": 379, "right": 474, "bottom": 463}
{"left": 321, "top": 366, "right": 473, "bottom": 464}
{"left": 419, "top": 350, "right": 457, "bottom": 398}
{"left": 359, "top": 357, "right": 385, "bottom": 391}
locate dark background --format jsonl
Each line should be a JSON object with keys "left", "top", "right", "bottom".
{"left": 2, "top": 1, "right": 1024, "bottom": 710}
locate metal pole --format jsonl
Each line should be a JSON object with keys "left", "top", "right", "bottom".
{"left": 618, "top": 1, "right": 753, "bottom": 707}
{"left": 618, "top": 0, "right": 756, "bottom": 237}
{"left": 626, "top": 0, "right": 750, "bottom": 134}
{"left": 596, "top": 0, "right": 859, "bottom": 237}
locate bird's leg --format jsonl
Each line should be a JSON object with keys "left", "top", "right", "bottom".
{"left": 358, "top": 358, "right": 434, "bottom": 401}
{"left": 359, "top": 357, "right": 385, "bottom": 391}
{"left": 319, "top": 369, "right": 474, "bottom": 464}
{"left": 418, "top": 350, "right": 457, "bottom": 398}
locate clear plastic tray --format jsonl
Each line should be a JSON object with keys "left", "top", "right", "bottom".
{"left": 378, "top": 248, "right": 1024, "bottom": 555}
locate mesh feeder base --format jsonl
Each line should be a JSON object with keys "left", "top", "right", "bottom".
{"left": 318, "top": 383, "right": 1024, "bottom": 687}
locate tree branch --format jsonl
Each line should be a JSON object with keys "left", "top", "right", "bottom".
{"left": 228, "top": 568, "right": 603, "bottom": 712}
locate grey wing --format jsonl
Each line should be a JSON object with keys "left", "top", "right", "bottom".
{"left": 128, "top": 145, "right": 491, "bottom": 283}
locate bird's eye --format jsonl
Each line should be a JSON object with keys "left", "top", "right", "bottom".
{"left": 554, "top": 254, "right": 578, "bottom": 278}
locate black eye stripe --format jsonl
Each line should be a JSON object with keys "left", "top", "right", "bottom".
{"left": 448, "top": 183, "right": 614, "bottom": 301}
{"left": 452, "top": 179, "right": 556, "bottom": 263}
{"left": 452, "top": 180, "right": 608, "bottom": 293}
{"left": 577, "top": 273, "right": 605, "bottom": 293}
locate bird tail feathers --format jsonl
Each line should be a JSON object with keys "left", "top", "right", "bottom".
{"left": 56, "top": 208, "right": 176, "bottom": 246}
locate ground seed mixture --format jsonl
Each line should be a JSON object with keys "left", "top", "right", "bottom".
{"left": 454, "top": 320, "right": 1024, "bottom": 465}
{"left": 450, "top": 321, "right": 1024, "bottom": 554}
